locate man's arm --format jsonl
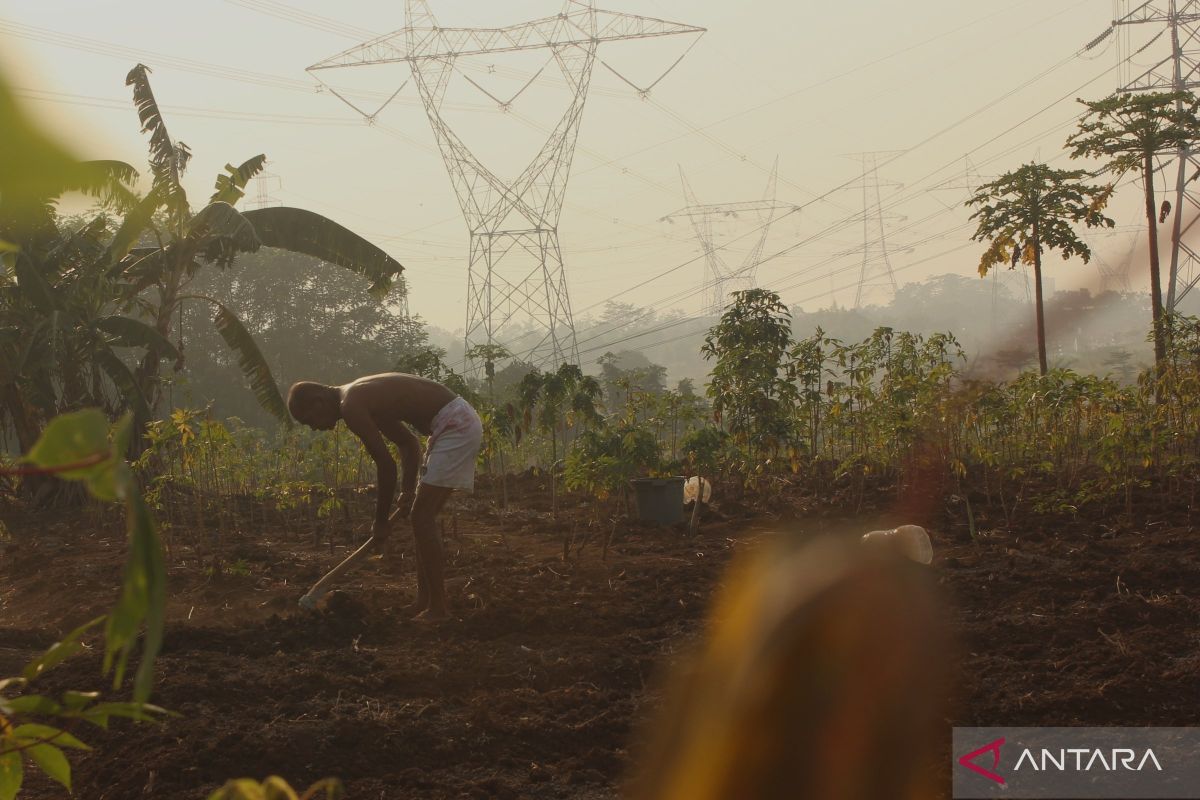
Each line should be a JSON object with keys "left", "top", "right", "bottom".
{"left": 379, "top": 420, "right": 421, "bottom": 518}
{"left": 342, "top": 405, "right": 396, "bottom": 534}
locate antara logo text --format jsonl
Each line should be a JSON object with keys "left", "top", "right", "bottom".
{"left": 958, "top": 737, "right": 1163, "bottom": 785}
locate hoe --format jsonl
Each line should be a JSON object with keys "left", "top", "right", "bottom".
{"left": 299, "top": 505, "right": 408, "bottom": 609}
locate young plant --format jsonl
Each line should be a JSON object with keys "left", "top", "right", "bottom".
{"left": 0, "top": 409, "right": 170, "bottom": 798}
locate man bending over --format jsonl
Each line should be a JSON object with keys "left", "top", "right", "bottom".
{"left": 287, "top": 373, "right": 483, "bottom": 621}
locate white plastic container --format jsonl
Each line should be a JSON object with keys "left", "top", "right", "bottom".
{"left": 683, "top": 476, "right": 712, "bottom": 505}
{"left": 861, "top": 524, "right": 933, "bottom": 565}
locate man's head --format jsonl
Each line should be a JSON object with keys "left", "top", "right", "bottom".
{"left": 287, "top": 381, "right": 341, "bottom": 430}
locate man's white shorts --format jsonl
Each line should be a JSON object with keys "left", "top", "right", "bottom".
{"left": 420, "top": 397, "right": 483, "bottom": 491}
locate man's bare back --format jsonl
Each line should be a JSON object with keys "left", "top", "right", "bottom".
{"left": 338, "top": 373, "right": 457, "bottom": 436}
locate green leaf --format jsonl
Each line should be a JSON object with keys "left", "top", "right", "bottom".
{"left": 94, "top": 316, "right": 181, "bottom": 361}
{"left": 207, "top": 778, "right": 269, "bottom": 800}
{"left": 105, "top": 189, "right": 163, "bottom": 267}
{"left": 74, "top": 415, "right": 134, "bottom": 503}
{"left": 11, "top": 724, "right": 90, "bottom": 751}
{"left": 46, "top": 159, "right": 139, "bottom": 212}
{"left": 188, "top": 296, "right": 289, "bottom": 426}
{"left": 3, "top": 696, "right": 59, "bottom": 716}
{"left": 78, "top": 701, "right": 169, "bottom": 730}
{"left": 188, "top": 202, "right": 262, "bottom": 264}
{"left": 95, "top": 348, "right": 152, "bottom": 434}
{"left": 118, "top": 242, "right": 176, "bottom": 295}
{"left": 241, "top": 207, "right": 403, "bottom": 298}
{"left": 45, "top": 215, "right": 111, "bottom": 275}
{"left": 104, "top": 492, "right": 166, "bottom": 703}
{"left": 206, "top": 777, "right": 343, "bottom": 800}
{"left": 11, "top": 252, "right": 58, "bottom": 314}
{"left": 298, "top": 778, "right": 344, "bottom": 800}
{"left": 22, "top": 616, "right": 104, "bottom": 682}
{"left": 210, "top": 155, "right": 267, "bottom": 206}
{"left": 25, "top": 409, "right": 108, "bottom": 477}
{"left": 61, "top": 692, "right": 100, "bottom": 712}
{"left": 0, "top": 68, "right": 85, "bottom": 233}
{"left": 264, "top": 776, "right": 302, "bottom": 800}
{"left": 24, "top": 742, "right": 70, "bottom": 791}
{"left": 0, "top": 750, "right": 22, "bottom": 800}
{"left": 126, "top": 64, "right": 189, "bottom": 220}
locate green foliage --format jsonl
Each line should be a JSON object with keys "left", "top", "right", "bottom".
{"left": 201, "top": 295, "right": 291, "bottom": 426}
{"left": 1067, "top": 91, "right": 1200, "bottom": 369}
{"left": 1, "top": 410, "right": 170, "bottom": 799}
{"left": 966, "top": 162, "right": 1114, "bottom": 375}
{"left": 564, "top": 423, "right": 662, "bottom": 503}
{"left": 206, "top": 777, "right": 343, "bottom": 800}
{"left": 210, "top": 156, "right": 268, "bottom": 207}
{"left": 126, "top": 63, "right": 190, "bottom": 222}
{"left": 0, "top": 623, "right": 168, "bottom": 799}
{"left": 21, "top": 410, "right": 166, "bottom": 701}
{"left": 1067, "top": 91, "right": 1200, "bottom": 176}
{"left": 0, "top": 71, "right": 136, "bottom": 237}
{"left": 680, "top": 426, "right": 730, "bottom": 477}
{"left": 517, "top": 363, "right": 602, "bottom": 463}
{"left": 2, "top": 62, "right": 404, "bottom": 448}
{"left": 394, "top": 344, "right": 475, "bottom": 404}
{"left": 702, "top": 289, "right": 798, "bottom": 461}
{"left": 967, "top": 163, "right": 1113, "bottom": 277}
{"left": 240, "top": 208, "right": 399, "bottom": 300}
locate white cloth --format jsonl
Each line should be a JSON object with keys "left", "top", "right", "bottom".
{"left": 420, "top": 397, "right": 483, "bottom": 490}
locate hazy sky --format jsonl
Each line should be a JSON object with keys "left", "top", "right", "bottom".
{"left": 2, "top": 0, "right": 1161, "bottom": 335}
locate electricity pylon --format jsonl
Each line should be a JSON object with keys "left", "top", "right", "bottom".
{"left": 847, "top": 151, "right": 907, "bottom": 308}
{"left": 661, "top": 159, "right": 797, "bottom": 315}
{"left": 308, "top": 0, "right": 704, "bottom": 370}
{"left": 1111, "top": 0, "right": 1200, "bottom": 307}
{"left": 244, "top": 171, "right": 282, "bottom": 210}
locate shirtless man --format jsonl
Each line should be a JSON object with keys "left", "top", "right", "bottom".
{"left": 287, "top": 373, "right": 483, "bottom": 621}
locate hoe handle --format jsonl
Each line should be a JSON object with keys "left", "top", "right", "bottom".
{"left": 299, "top": 506, "right": 411, "bottom": 608}
{"left": 299, "top": 537, "right": 379, "bottom": 608}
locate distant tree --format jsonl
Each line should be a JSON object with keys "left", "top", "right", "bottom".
{"left": 597, "top": 350, "right": 667, "bottom": 413}
{"left": 702, "top": 289, "right": 797, "bottom": 463}
{"left": 393, "top": 343, "right": 474, "bottom": 404}
{"left": 1067, "top": 90, "right": 1200, "bottom": 371}
{"left": 966, "top": 162, "right": 1113, "bottom": 375}
{"left": 1101, "top": 347, "right": 1137, "bottom": 384}
{"left": 990, "top": 346, "right": 1038, "bottom": 376}
{"left": 517, "top": 363, "right": 602, "bottom": 465}
{"left": 178, "top": 249, "right": 422, "bottom": 425}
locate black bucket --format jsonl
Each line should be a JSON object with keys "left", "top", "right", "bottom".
{"left": 629, "top": 476, "right": 687, "bottom": 524}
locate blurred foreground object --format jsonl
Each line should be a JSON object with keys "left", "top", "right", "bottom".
{"left": 631, "top": 536, "right": 950, "bottom": 800}
{"left": 684, "top": 475, "right": 712, "bottom": 505}
{"left": 862, "top": 524, "right": 934, "bottom": 564}
{"left": 0, "top": 72, "right": 90, "bottom": 233}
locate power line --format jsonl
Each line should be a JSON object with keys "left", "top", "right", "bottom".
{"left": 487, "top": 98, "right": 1110, "bottom": 369}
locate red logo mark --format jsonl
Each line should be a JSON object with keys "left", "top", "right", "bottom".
{"left": 958, "top": 737, "right": 1006, "bottom": 785}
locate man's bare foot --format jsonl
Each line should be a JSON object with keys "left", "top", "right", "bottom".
{"left": 411, "top": 608, "right": 449, "bottom": 623}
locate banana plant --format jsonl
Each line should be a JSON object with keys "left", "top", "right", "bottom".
{"left": 2, "top": 63, "right": 404, "bottom": 456}
{"left": 0, "top": 164, "right": 167, "bottom": 455}
{"left": 111, "top": 63, "right": 403, "bottom": 425}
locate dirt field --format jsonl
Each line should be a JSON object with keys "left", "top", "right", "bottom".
{"left": 2, "top": 482, "right": 1198, "bottom": 799}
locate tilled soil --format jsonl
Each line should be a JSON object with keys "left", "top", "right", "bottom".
{"left": 2, "top": 493, "right": 1198, "bottom": 799}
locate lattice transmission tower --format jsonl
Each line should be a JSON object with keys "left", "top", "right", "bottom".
{"left": 244, "top": 171, "right": 282, "bottom": 211}
{"left": 660, "top": 160, "right": 797, "bottom": 315}
{"left": 1108, "top": 0, "right": 1200, "bottom": 307}
{"left": 848, "top": 151, "right": 907, "bottom": 308}
{"left": 308, "top": 1, "right": 704, "bottom": 370}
